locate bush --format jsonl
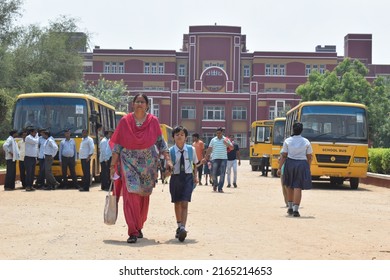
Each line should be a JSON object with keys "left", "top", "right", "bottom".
{"left": 0, "top": 140, "right": 5, "bottom": 168}
{"left": 381, "top": 149, "right": 390, "bottom": 174}
{"left": 368, "top": 148, "right": 384, "bottom": 173}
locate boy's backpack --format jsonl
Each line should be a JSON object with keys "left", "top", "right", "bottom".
{"left": 169, "top": 144, "right": 194, "bottom": 169}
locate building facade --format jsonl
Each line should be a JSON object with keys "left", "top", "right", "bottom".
{"left": 83, "top": 25, "right": 390, "bottom": 152}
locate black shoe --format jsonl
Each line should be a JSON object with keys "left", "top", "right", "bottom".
{"left": 218, "top": 189, "right": 224, "bottom": 193}
{"left": 213, "top": 186, "right": 217, "bottom": 191}
{"left": 43, "top": 186, "right": 54, "bottom": 191}
{"left": 4, "top": 188, "right": 15, "bottom": 191}
{"left": 79, "top": 188, "right": 89, "bottom": 192}
{"left": 175, "top": 227, "right": 180, "bottom": 238}
{"left": 178, "top": 228, "right": 187, "bottom": 242}
{"left": 287, "top": 208, "right": 293, "bottom": 215}
{"left": 138, "top": 230, "right": 143, "bottom": 238}
{"left": 25, "top": 187, "right": 35, "bottom": 192}
{"left": 127, "top": 235, "right": 137, "bottom": 243}
{"left": 233, "top": 183, "right": 237, "bottom": 188}
{"left": 226, "top": 184, "right": 231, "bottom": 188}
{"left": 293, "top": 211, "right": 300, "bottom": 217}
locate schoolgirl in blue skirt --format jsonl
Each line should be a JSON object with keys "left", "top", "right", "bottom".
{"left": 277, "top": 122, "right": 313, "bottom": 217}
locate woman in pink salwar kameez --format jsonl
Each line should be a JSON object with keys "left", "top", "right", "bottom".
{"left": 110, "top": 94, "right": 173, "bottom": 244}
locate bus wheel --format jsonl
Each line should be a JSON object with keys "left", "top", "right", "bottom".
{"left": 350, "top": 178, "right": 359, "bottom": 189}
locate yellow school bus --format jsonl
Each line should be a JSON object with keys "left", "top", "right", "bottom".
{"left": 285, "top": 101, "right": 368, "bottom": 189}
{"left": 12, "top": 92, "right": 116, "bottom": 182}
{"left": 249, "top": 120, "right": 274, "bottom": 171}
{"left": 270, "top": 117, "right": 286, "bottom": 176}
{"left": 115, "top": 111, "right": 126, "bottom": 125}
{"left": 160, "top": 123, "right": 174, "bottom": 148}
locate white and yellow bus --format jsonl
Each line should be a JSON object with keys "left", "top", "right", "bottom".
{"left": 285, "top": 101, "right": 368, "bottom": 189}
{"left": 12, "top": 92, "right": 116, "bottom": 182}
{"left": 270, "top": 117, "right": 286, "bottom": 176}
{"left": 160, "top": 123, "right": 174, "bottom": 148}
{"left": 115, "top": 111, "right": 126, "bottom": 125}
{"left": 249, "top": 120, "right": 274, "bottom": 171}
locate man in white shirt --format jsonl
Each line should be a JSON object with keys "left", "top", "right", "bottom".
{"left": 24, "top": 127, "right": 39, "bottom": 192}
{"left": 17, "top": 130, "right": 28, "bottom": 189}
{"left": 41, "top": 130, "right": 59, "bottom": 190}
{"left": 99, "top": 129, "right": 113, "bottom": 191}
{"left": 59, "top": 129, "right": 78, "bottom": 189}
{"left": 79, "top": 129, "right": 94, "bottom": 192}
{"left": 3, "top": 130, "right": 19, "bottom": 190}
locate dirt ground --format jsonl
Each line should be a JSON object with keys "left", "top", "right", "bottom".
{"left": 1, "top": 160, "right": 390, "bottom": 260}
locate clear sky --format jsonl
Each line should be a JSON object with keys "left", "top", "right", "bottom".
{"left": 17, "top": 0, "right": 390, "bottom": 64}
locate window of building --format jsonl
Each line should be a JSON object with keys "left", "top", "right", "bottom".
{"left": 272, "top": 64, "right": 278, "bottom": 75}
{"left": 111, "top": 62, "right": 117, "bottom": 73}
{"left": 104, "top": 62, "right": 110, "bottom": 73}
{"left": 265, "top": 64, "right": 271, "bottom": 75}
{"left": 152, "top": 104, "right": 159, "bottom": 118}
{"left": 243, "top": 65, "right": 250, "bottom": 77}
{"left": 320, "top": 64, "right": 325, "bottom": 74}
{"left": 179, "top": 64, "right": 186, "bottom": 76}
{"left": 181, "top": 105, "right": 196, "bottom": 119}
{"left": 269, "top": 106, "right": 275, "bottom": 120}
{"left": 233, "top": 133, "right": 247, "bottom": 148}
{"left": 144, "top": 62, "right": 150, "bottom": 73}
{"left": 158, "top": 63, "right": 164, "bottom": 74}
{"left": 305, "top": 65, "right": 311, "bottom": 76}
{"left": 151, "top": 63, "right": 157, "bottom": 74}
{"left": 312, "top": 64, "right": 318, "bottom": 72}
{"left": 279, "top": 64, "right": 285, "bottom": 76}
{"left": 232, "top": 106, "right": 247, "bottom": 120}
{"left": 118, "top": 62, "right": 124, "bottom": 73}
{"left": 203, "top": 106, "right": 225, "bottom": 120}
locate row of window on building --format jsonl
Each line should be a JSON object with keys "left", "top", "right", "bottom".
{"left": 103, "top": 61, "right": 326, "bottom": 76}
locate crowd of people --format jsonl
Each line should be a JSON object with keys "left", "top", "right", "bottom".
{"left": 2, "top": 92, "right": 313, "bottom": 244}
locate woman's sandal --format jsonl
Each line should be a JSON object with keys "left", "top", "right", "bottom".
{"left": 127, "top": 235, "right": 137, "bottom": 243}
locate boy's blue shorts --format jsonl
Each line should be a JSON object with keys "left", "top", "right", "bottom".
{"left": 169, "top": 173, "right": 194, "bottom": 202}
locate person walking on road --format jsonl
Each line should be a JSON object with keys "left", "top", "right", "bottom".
{"left": 192, "top": 133, "right": 204, "bottom": 185}
{"left": 226, "top": 135, "right": 241, "bottom": 188}
{"left": 203, "top": 127, "right": 233, "bottom": 193}
{"left": 277, "top": 122, "right": 312, "bottom": 217}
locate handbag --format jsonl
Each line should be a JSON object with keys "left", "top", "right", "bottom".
{"left": 104, "top": 180, "right": 118, "bottom": 225}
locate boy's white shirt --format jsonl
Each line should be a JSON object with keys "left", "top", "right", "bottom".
{"left": 172, "top": 144, "right": 198, "bottom": 174}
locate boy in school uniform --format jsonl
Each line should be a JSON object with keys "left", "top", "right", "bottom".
{"left": 167, "top": 126, "right": 198, "bottom": 242}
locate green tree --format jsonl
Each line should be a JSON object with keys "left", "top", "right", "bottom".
{"left": 10, "top": 16, "right": 86, "bottom": 92}
{"left": 78, "top": 77, "right": 128, "bottom": 110}
{"left": 0, "top": 0, "right": 22, "bottom": 87}
{"left": 296, "top": 58, "right": 390, "bottom": 147}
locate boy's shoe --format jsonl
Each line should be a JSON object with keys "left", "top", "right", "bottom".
{"left": 175, "top": 227, "right": 180, "bottom": 238}
{"left": 138, "top": 229, "right": 143, "bottom": 238}
{"left": 199, "top": 182, "right": 202, "bottom": 185}
{"left": 293, "top": 211, "right": 300, "bottom": 217}
{"left": 178, "top": 228, "right": 187, "bottom": 242}
{"left": 233, "top": 183, "right": 237, "bottom": 188}
{"left": 226, "top": 184, "right": 231, "bottom": 188}
{"left": 287, "top": 208, "right": 293, "bottom": 215}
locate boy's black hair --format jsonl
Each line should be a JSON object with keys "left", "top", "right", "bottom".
{"left": 192, "top": 133, "right": 199, "bottom": 138}
{"left": 216, "top": 127, "right": 224, "bottom": 132}
{"left": 172, "top": 125, "right": 188, "bottom": 137}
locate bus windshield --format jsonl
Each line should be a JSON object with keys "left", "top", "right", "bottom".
{"left": 300, "top": 105, "right": 367, "bottom": 143}
{"left": 272, "top": 120, "right": 285, "bottom": 145}
{"left": 255, "top": 126, "right": 272, "bottom": 143}
{"left": 13, "top": 97, "right": 88, "bottom": 137}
